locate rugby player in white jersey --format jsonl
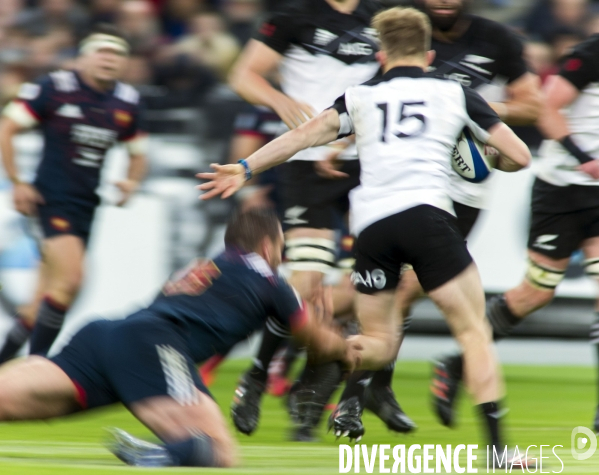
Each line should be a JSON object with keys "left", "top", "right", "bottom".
{"left": 226, "top": 0, "right": 414, "bottom": 441}
{"left": 198, "top": 7, "right": 531, "bottom": 456}
{"left": 322, "top": 0, "right": 542, "bottom": 434}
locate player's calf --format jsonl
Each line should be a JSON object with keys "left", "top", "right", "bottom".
{"left": 131, "top": 393, "right": 238, "bottom": 468}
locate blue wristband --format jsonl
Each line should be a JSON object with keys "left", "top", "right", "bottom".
{"left": 238, "top": 159, "right": 252, "bottom": 181}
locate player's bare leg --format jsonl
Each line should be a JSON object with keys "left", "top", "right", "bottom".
{"left": 0, "top": 356, "right": 80, "bottom": 419}
{"left": 125, "top": 392, "right": 238, "bottom": 468}
{"left": 0, "top": 262, "right": 47, "bottom": 363}
{"left": 429, "top": 264, "right": 502, "bottom": 403}
{"left": 432, "top": 251, "right": 567, "bottom": 426}
{"left": 352, "top": 291, "right": 402, "bottom": 370}
{"left": 331, "top": 272, "right": 356, "bottom": 317}
{"left": 29, "top": 235, "right": 86, "bottom": 356}
{"left": 283, "top": 228, "right": 349, "bottom": 440}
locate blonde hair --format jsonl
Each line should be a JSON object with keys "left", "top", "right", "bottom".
{"left": 372, "top": 7, "right": 431, "bottom": 61}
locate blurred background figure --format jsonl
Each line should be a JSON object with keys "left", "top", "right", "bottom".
{"left": 15, "top": 0, "right": 90, "bottom": 39}
{"left": 520, "top": 0, "right": 589, "bottom": 43}
{"left": 161, "top": 10, "right": 240, "bottom": 81}
{"left": 116, "top": 0, "right": 163, "bottom": 56}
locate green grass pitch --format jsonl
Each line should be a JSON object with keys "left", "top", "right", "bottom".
{"left": 0, "top": 359, "right": 597, "bottom": 474}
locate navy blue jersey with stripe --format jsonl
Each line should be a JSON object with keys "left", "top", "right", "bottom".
{"left": 17, "top": 70, "right": 141, "bottom": 206}
{"left": 148, "top": 248, "right": 305, "bottom": 363}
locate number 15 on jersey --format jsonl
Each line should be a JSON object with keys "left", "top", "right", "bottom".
{"left": 376, "top": 101, "right": 427, "bottom": 142}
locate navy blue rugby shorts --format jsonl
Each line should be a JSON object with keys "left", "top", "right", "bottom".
{"left": 51, "top": 310, "right": 210, "bottom": 410}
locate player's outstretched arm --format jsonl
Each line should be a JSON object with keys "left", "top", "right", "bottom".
{"left": 486, "top": 122, "right": 531, "bottom": 172}
{"left": 197, "top": 109, "right": 342, "bottom": 200}
{"left": 292, "top": 301, "right": 362, "bottom": 372}
{"left": 228, "top": 40, "right": 314, "bottom": 129}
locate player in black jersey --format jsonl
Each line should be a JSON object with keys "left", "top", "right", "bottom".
{"left": 434, "top": 34, "right": 599, "bottom": 432}
{"left": 0, "top": 25, "right": 146, "bottom": 362}
{"left": 417, "top": 0, "right": 543, "bottom": 428}
{"left": 0, "top": 209, "right": 360, "bottom": 468}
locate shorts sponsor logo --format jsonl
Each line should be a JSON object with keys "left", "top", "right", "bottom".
{"left": 156, "top": 344, "right": 198, "bottom": 406}
{"left": 351, "top": 269, "right": 386, "bottom": 289}
{"left": 50, "top": 217, "right": 71, "bottom": 231}
{"left": 532, "top": 234, "right": 558, "bottom": 251}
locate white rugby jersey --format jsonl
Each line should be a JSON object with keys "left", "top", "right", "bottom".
{"left": 536, "top": 35, "right": 599, "bottom": 187}
{"left": 254, "top": 0, "right": 380, "bottom": 161}
{"left": 331, "top": 67, "right": 501, "bottom": 236}
{"left": 428, "top": 16, "right": 529, "bottom": 209}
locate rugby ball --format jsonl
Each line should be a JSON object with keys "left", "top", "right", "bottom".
{"left": 451, "top": 128, "right": 499, "bottom": 183}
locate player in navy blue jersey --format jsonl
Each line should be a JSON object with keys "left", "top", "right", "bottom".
{"left": 0, "top": 24, "right": 147, "bottom": 361}
{"left": 0, "top": 209, "right": 360, "bottom": 468}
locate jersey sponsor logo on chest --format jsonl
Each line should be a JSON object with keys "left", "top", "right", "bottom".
{"left": 56, "top": 103, "right": 84, "bottom": 119}
{"left": 338, "top": 42, "right": 373, "bottom": 56}
{"left": 312, "top": 28, "right": 374, "bottom": 56}
{"left": 71, "top": 124, "right": 118, "bottom": 149}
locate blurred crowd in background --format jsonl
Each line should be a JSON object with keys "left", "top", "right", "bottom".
{"left": 0, "top": 0, "right": 595, "bottom": 120}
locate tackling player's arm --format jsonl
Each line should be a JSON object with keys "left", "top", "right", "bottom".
{"left": 271, "top": 283, "right": 361, "bottom": 371}
{"left": 197, "top": 107, "right": 342, "bottom": 199}
{"left": 228, "top": 15, "right": 314, "bottom": 129}
{"left": 0, "top": 83, "right": 47, "bottom": 215}
{"left": 537, "top": 38, "right": 599, "bottom": 178}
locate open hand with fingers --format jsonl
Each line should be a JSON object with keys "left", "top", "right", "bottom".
{"left": 196, "top": 163, "right": 246, "bottom": 200}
